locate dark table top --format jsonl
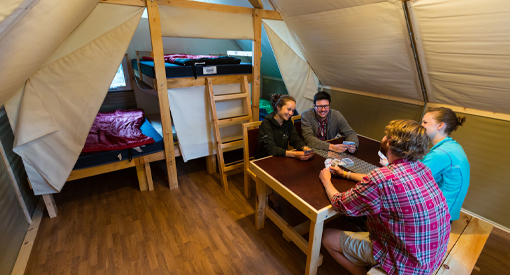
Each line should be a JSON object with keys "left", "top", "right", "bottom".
{"left": 252, "top": 135, "right": 381, "bottom": 211}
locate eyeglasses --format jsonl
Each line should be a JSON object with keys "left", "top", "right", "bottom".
{"left": 315, "top": 105, "right": 330, "bottom": 110}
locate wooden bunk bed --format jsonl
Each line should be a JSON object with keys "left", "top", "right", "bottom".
{"left": 121, "top": 0, "right": 283, "bottom": 191}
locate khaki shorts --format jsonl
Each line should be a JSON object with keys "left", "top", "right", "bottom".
{"left": 339, "top": 231, "right": 377, "bottom": 267}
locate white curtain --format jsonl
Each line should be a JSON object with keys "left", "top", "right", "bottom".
{"left": 4, "top": 3, "right": 144, "bottom": 195}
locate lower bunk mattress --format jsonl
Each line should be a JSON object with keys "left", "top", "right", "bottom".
{"left": 74, "top": 119, "right": 165, "bottom": 170}
{"left": 132, "top": 59, "right": 252, "bottom": 79}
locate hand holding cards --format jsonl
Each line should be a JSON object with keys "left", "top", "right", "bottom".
{"left": 343, "top": 141, "right": 356, "bottom": 153}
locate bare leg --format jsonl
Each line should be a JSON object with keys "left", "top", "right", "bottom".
{"left": 322, "top": 228, "right": 367, "bottom": 275}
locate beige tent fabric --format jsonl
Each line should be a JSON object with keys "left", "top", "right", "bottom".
{"left": 167, "top": 84, "right": 249, "bottom": 162}
{"left": 274, "top": 0, "right": 423, "bottom": 101}
{"left": 0, "top": 0, "right": 99, "bottom": 107}
{"left": 263, "top": 20, "right": 316, "bottom": 113}
{"left": 159, "top": 5, "right": 253, "bottom": 40}
{"left": 273, "top": 0, "right": 386, "bottom": 18}
{"left": 0, "top": 0, "right": 39, "bottom": 40}
{"left": 4, "top": 4, "right": 143, "bottom": 195}
{"left": 410, "top": 0, "right": 510, "bottom": 114}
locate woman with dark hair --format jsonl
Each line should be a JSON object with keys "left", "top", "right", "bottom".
{"left": 254, "top": 94, "right": 313, "bottom": 160}
{"left": 421, "top": 107, "right": 470, "bottom": 221}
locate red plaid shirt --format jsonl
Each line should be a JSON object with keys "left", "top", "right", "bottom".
{"left": 316, "top": 117, "right": 327, "bottom": 141}
{"left": 331, "top": 159, "right": 451, "bottom": 275}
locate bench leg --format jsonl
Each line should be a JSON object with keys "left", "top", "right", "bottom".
{"left": 305, "top": 220, "right": 324, "bottom": 275}
{"left": 136, "top": 164, "right": 149, "bottom": 191}
{"left": 42, "top": 194, "right": 58, "bottom": 218}
{"left": 144, "top": 162, "right": 154, "bottom": 191}
{"left": 244, "top": 171, "right": 252, "bottom": 199}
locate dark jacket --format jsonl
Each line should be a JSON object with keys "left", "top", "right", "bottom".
{"left": 254, "top": 112, "right": 306, "bottom": 159}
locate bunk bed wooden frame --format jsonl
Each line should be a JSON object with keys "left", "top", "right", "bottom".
{"left": 39, "top": 0, "right": 283, "bottom": 218}
{"left": 114, "top": 0, "right": 284, "bottom": 190}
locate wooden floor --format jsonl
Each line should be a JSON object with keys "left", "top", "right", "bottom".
{"left": 24, "top": 157, "right": 510, "bottom": 275}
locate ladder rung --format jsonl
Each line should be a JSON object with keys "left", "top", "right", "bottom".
{"left": 224, "top": 161, "right": 244, "bottom": 172}
{"left": 221, "top": 135, "right": 243, "bottom": 143}
{"left": 214, "top": 93, "right": 249, "bottom": 102}
{"left": 222, "top": 141, "right": 244, "bottom": 152}
{"left": 217, "top": 115, "right": 252, "bottom": 127}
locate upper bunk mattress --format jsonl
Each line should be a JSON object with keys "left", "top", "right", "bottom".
{"left": 74, "top": 119, "right": 164, "bottom": 170}
{"left": 132, "top": 59, "right": 252, "bottom": 79}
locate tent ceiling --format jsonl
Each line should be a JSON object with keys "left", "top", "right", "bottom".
{"left": 274, "top": 0, "right": 423, "bottom": 101}
{"left": 410, "top": 0, "right": 510, "bottom": 114}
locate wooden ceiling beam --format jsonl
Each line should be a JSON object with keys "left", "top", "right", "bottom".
{"left": 248, "top": 0, "right": 264, "bottom": 9}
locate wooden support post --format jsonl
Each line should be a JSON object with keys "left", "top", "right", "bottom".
{"left": 206, "top": 155, "right": 217, "bottom": 174}
{"left": 136, "top": 164, "right": 149, "bottom": 191}
{"left": 305, "top": 220, "right": 324, "bottom": 275}
{"left": 145, "top": 162, "right": 154, "bottom": 191}
{"left": 248, "top": 0, "right": 263, "bottom": 9}
{"left": 146, "top": 0, "right": 178, "bottom": 189}
{"left": 251, "top": 9, "right": 262, "bottom": 121}
{"left": 255, "top": 177, "right": 267, "bottom": 230}
{"left": 42, "top": 194, "right": 58, "bottom": 218}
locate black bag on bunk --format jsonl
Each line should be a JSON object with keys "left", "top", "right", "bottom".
{"left": 173, "top": 56, "right": 242, "bottom": 66}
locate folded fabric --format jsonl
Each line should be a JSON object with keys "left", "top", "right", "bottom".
{"left": 82, "top": 109, "right": 154, "bottom": 154}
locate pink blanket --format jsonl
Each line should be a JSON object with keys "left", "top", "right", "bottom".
{"left": 82, "top": 109, "right": 154, "bottom": 153}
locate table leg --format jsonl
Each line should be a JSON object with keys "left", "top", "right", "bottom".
{"left": 305, "top": 220, "right": 324, "bottom": 275}
{"left": 255, "top": 177, "right": 267, "bottom": 230}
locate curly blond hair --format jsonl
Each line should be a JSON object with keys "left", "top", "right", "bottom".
{"left": 384, "top": 119, "right": 430, "bottom": 161}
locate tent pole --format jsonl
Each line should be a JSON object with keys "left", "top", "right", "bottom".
{"left": 251, "top": 9, "right": 262, "bottom": 121}
{"left": 402, "top": 1, "right": 429, "bottom": 119}
{"left": 145, "top": 0, "right": 178, "bottom": 189}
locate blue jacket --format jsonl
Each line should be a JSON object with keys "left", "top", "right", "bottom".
{"left": 421, "top": 137, "right": 470, "bottom": 221}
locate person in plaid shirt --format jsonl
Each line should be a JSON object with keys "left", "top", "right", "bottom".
{"left": 319, "top": 120, "right": 450, "bottom": 275}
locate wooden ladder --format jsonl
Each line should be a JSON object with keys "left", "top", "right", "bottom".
{"left": 206, "top": 76, "right": 253, "bottom": 191}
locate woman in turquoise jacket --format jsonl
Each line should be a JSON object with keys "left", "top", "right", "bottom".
{"left": 421, "top": 107, "right": 470, "bottom": 221}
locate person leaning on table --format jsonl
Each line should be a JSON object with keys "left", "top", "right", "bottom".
{"left": 301, "top": 91, "right": 359, "bottom": 153}
{"left": 319, "top": 119, "right": 451, "bottom": 275}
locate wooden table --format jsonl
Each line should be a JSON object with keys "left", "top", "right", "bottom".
{"left": 250, "top": 136, "right": 381, "bottom": 275}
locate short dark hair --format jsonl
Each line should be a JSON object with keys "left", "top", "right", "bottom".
{"left": 384, "top": 119, "right": 430, "bottom": 161}
{"left": 313, "top": 91, "right": 331, "bottom": 105}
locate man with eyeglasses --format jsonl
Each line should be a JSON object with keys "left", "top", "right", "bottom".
{"left": 301, "top": 91, "right": 359, "bottom": 153}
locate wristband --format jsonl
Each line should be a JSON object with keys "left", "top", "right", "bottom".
{"left": 347, "top": 172, "right": 351, "bottom": 180}
{"left": 343, "top": 171, "right": 347, "bottom": 178}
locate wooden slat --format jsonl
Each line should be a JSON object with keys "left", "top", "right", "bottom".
{"left": 68, "top": 159, "right": 137, "bottom": 181}
{"left": 328, "top": 86, "right": 425, "bottom": 106}
{"left": 241, "top": 76, "right": 254, "bottom": 125}
{"left": 159, "top": 0, "right": 281, "bottom": 20}
{"left": 220, "top": 140, "right": 243, "bottom": 150}
{"left": 427, "top": 102, "right": 510, "bottom": 122}
{"left": 100, "top": 0, "right": 145, "bottom": 7}
{"left": 167, "top": 74, "right": 252, "bottom": 89}
{"left": 214, "top": 93, "right": 249, "bottom": 102}
{"left": 223, "top": 161, "right": 244, "bottom": 172}
{"left": 146, "top": 0, "right": 179, "bottom": 189}
{"left": 248, "top": 0, "right": 263, "bottom": 9}
{"left": 218, "top": 115, "right": 252, "bottom": 127}
{"left": 221, "top": 135, "right": 243, "bottom": 143}
{"left": 206, "top": 79, "right": 228, "bottom": 190}
{"left": 435, "top": 218, "right": 493, "bottom": 275}
{"left": 251, "top": 9, "right": 262, "bottom": 121}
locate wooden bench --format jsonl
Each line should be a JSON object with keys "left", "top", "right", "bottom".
{"left": 368, "top": 211, "right": 493, "bottom": 274}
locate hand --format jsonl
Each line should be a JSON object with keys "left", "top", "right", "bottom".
{"left": 293, "top": 151, "right": 313, "bottom": 161}
{"left": 319, "top": 168, "right": 332, "bottom": 184}
{"left": 302, "top": 146, "right": 314, "bottom": 155}
{"left": 329, "top": 143, "right": 348, "bottom": 153}
{"left": 347, "top": 145, "right": 356, "bottom": 153}
{"left": 329, "top": 166, "right": 345, "bottom": 176}
{"left": 379, "top": 158, "right": 389, "bottom": 166}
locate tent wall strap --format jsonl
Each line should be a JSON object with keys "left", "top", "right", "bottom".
{"left": 402, "top": 0, "right": 428, "bottom": 118}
